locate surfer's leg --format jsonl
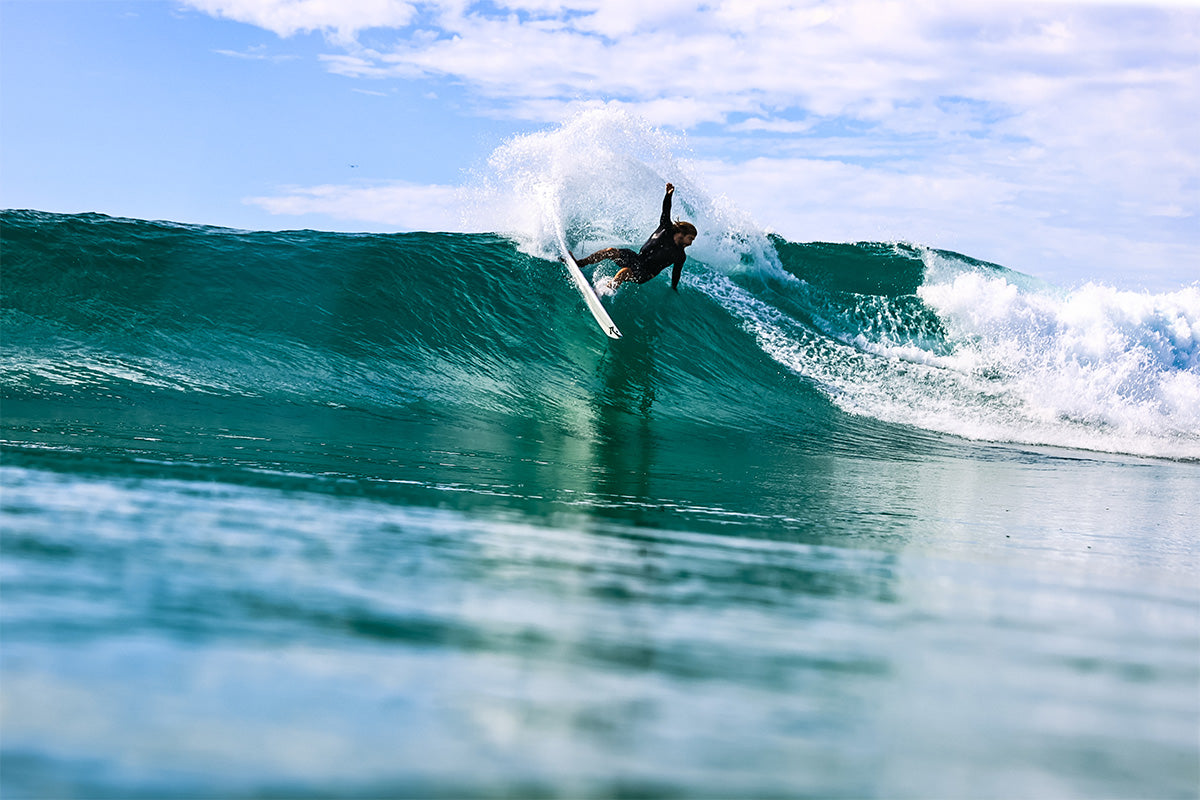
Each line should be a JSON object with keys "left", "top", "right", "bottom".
{"left": 606, "top": 250, "right": 645, "bottom": 288}
{"left": 610, "top": 267, "right": 633, "bottom": 287}
{"left": 576, "top": 247, "right": 623, "bottom": 268}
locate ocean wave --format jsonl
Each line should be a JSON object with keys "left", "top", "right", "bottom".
{"left": 3, "top": 208, "right": 1197, "bottom": 460}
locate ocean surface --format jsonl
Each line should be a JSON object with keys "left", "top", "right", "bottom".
{"left": 3, "top": 159, "right": 1199, "bottom": 798}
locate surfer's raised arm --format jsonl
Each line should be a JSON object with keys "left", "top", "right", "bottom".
{"left": 661, "top": 182, "right": 675, "bottom": 229}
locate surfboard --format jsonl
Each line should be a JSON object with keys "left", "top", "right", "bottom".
{"left": 554, "top": 233, "right": 622, "bottom": 340}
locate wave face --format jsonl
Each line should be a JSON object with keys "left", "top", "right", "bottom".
{"left": 3, "top": 205, "right": 1197, "bottom": 463}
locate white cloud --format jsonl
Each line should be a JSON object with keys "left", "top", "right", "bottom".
{"left": 245, "top": 181, "right": 465, "bottom": 231}
{"left": 184, "top": 0, "right": 417, "bottom": 40}
{"left": 728, "top": 119, "right": 818, "bottom": 135}
{"left": 214, "top": 44, "right": 299, "bottom": 61}
{"left": 694, "top": 153, "right": 1195, "bottom": 290}
{"left": 183, "top": 1, "right": 1200, "bottom": 138}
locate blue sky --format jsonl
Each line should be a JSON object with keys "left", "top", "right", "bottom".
{"left": 2, "top": 0, "right": 1197, "bottom": 290}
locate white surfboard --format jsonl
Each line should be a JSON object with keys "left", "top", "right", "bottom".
{"left": 554, "top": 231, "right": 622, "bottom": 340}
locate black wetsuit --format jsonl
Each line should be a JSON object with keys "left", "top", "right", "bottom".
{"left": 579, "top": 189, "right": 688, "bottom": 289}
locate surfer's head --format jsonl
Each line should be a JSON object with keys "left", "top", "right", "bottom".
{"left": 673, "top": 221, "right": 697, "bottom": 248}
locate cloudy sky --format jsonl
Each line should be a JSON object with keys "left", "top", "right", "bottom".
{"left": 2, "top": 0, "right": 1197, "bottom": 289}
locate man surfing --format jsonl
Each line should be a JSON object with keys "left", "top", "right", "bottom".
{"left": 572, "top": 183, "right": 697, "bottom": 291}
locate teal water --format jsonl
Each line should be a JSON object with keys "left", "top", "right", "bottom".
{"left": 2, "top": 209, "right": 1199, "bottom": 798}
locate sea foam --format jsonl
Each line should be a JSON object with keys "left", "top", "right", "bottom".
{"left": 466, "top": 106, "right": 785, "bottom": 279}
{"left": 916, "top": 254, "right": 1200, "bottom": 455}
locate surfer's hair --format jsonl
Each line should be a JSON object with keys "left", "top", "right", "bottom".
{"left": 674, "top": 220, "right": 697, "bottom": 237}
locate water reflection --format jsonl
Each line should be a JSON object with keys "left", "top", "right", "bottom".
{"left": 3, "top": 444, "right": 1197, "bottom": 798}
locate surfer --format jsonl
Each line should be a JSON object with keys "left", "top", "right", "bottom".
{"left": 573, "top": 183, "right": 697, "bottom": 291}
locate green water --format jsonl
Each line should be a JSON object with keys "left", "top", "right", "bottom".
{"left": 2, "top": 210, "right": 1198, "bottom": 797}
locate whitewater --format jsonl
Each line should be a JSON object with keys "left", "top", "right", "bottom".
{"left": 3, "top": 112, "right": 1198, "bottom": 798}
